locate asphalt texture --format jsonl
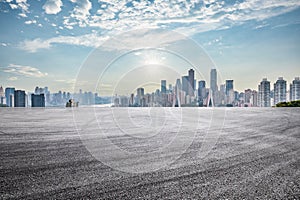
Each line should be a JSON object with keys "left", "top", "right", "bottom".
{"left": 0, "top": 107, "right": 299, "bottom": 199}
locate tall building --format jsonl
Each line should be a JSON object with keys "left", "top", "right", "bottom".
{"left": 136, "top": 87, "right": 145, "bottom": 106}
{"left": 225, "top": 80, "right": 234, "bottom": 96}
{"left": 198, "top": 80, "right": 206, "bottom": 106}
{"left": 290, "top": 77, "right": 300, "bottom": 101}
{"left": 161, "top": 80, "right": 166, "bottom": 94}
{"left": 188, "top": 69, "right": 195, "bottom": 96}
{"left": 182, "top": 76, "right": 189, "bottom": 95}
{"left": 0, "top": 86, "right": 4, "bottom": 104}
{"left": 31, "top": 94, "right": 45, "bottom": 107}
{"left": 210, "top": 69, "right": 218, "bottom": 92}
{"left": 244, "top": 89, "right": 252, "bottom": 104}
{"left": 14, "top": 90, "right": 26, "bottom": 107}
{"left": 251, "top": 90, "right": 258, "bottom": 107}
{"left": 5, "top": 87, "right": 15, "bottom": 107}
{"left": 274, "top": 77, "right": 287, "bottom": 105}
{"left": 258, "top": 78, "right": 271, "bottom": 107}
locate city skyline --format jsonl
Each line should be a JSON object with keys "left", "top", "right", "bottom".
{"left": 1, "top": 68, "right": 299, "bottom": 107}
{"left": 0, "top": 1, "right": 300, "bottom": 93}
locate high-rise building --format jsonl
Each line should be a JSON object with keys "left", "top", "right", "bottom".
{"left": 136, "top": 88, "right": 144, "bottom": 106}
{"left": 244, "top": 89, "right": 252, "bottom": 104}
{"left": 31, "top": 94, "right": 45, "bottom": 107}
{"left": 182, "top": 76, "right": 189, "bottom": 95}
{"left": 188, "top": 69, "right": 195, "bottom": 96}
{"left": 251, "top": 90, "right": 258, "bottom": 107}
{"left": 210, "top": 69, "right": 218, "bottom": 92}
{"left": 5, "top": 87, "right": 15, "bottom": 107}
{"left": 198, "top": 80, "right": 206, "bottom": 106}
{"left": 161, "top": 80, "right": 166, "bottom": 94}
{"left": 225, "top": 80, "right": 234, "bottom": 96}
{"left": 0, "top": 86, "right": 4, "bottom": 105}
{"left": 258, "top": 78, "right": 271, "bottom": 107}
{"left": 14, "top": 90, "right": 26, "bottom": 107}
{"left": 290, "top": 77, "right": 300, "bottom": 101}
{"left": 274, "top": 77, "right": 287, "bottom": 105}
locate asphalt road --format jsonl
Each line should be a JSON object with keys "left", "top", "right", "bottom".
{"left": 0, "top": 108, "right": 299, "bottom": 199}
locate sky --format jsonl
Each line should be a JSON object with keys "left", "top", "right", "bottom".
{"left": 0, "top": 0, "right": 299, "bottom": 96}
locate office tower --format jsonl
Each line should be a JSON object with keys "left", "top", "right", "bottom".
{"left": 137, "top": 88, "right": 144, "bottom": 98}
{"left": 258, "top": 78, "right": 271, "bottom": 107}
{"left": 210, "top": 69, "right": 218, "bottom": 92}
{"left": 14, "top": 90, "right": 26, "bottom": 107}
{"left": 31, "top": 94, "right": 45, "bottom": 107}
{"left": 244, "top": 89, "right": 252, "bottom": 104}
{"left": 188, "top": 69, "right": 195, "bottom": 96}
{"left": 290, "top": 77, "right": 300, "bottom": 101}
{"left": 0, "top": 86, "right": 3, "bottom": 97}
{"left": 161, "top": 80, "right": 166, "bottom": 94}
{"left": 274, "top": 77, "right": 287, "bottom": 105}
{"left": 182, "top": 76, "right": 189, "bottom": 95}
{"left": 198, "top": 80, "right": 206, "bottom": 106}
{"left": 5, "top": 87, "right": 15, "bottom": 107}
{"left": 225, "top": 80, "right": 234, "bottom": 96}
{"left": 251, "top": 90, "right": 258, "bottom": 107}
{"left": 0, "top": 86, "right": 4, "bottom": 104}
{"left": 137, "top": 88, "right": 144, "bottom": 106}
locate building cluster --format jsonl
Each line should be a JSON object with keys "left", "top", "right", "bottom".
{"left": 0, "top": 86, "right": 105, "bottom": 107}
{"left": 1, "top": 70, "right": 299, "bottom": 108}
{"left": 113, "top": 69, "right": 300, "bottom": 107}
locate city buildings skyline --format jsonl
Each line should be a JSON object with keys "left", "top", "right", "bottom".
{"left": 1, "top": 69, "right": 299, "bottom": 107}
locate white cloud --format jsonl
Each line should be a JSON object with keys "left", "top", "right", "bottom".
{"left": 9, "top": 4, "right": 18, "bottom": 9}
{"left": 13, "top": 0, "right": 300, "bottom": 52}
{"left": 3, "top": 64, "right": 48, "bottom": 78}
{"left": 24, "top": 20, "right": 37, "bottom": 24}
{"left": 42, "top": 0, "right": 63, "bottom": 15}
{"left": 68, "top": 0, "right": 92, "bottom": 26}
{"left": 18, "top": 13, "right": 27, "bottom": 17}
{"left": 19, "top": 33, "right": 109, "bottom": 52}
{"left": 8, "top": 76, "right": 18, "bottom": 81}
{"left": 19, "top": 29, "right": 187, "bottom": 53}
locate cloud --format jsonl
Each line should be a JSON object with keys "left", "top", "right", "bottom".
{"left": 8, "top": 76, "right": 18, "bottom": 81}
{"left": 2, "top": 64, "right": 48, "bottom": 78}
{"left": 18, "top": 13, "right": 27, "bottom": 17}
{"left": 19, "top": 29, "right": 189, "bottom": 53}
{"left": 19, "top": 33, "right": 109, "bottom": 52}
{"left": 14, "top": 0, "right": 300, "bottom": 52}
{"left": 59, "top": 0, "right": 300, "bottom": 37}
{"left": 24, "top": 20, "right": 37, "bottom": 24}
{"left": 42, "top": 0, "right": 63, "bottom": 15}
{"left": 1, "top": 43, "right": 8, "bottom": 47}
{"left": 68, "top": 0, "right": 92, "bottom": 27}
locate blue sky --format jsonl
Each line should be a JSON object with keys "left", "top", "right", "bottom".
{"left": 0, "top": 0, "right": 299, "bottom": 95}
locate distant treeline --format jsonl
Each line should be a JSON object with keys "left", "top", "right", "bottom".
{"left": 276, "top": 100, "right": 300, "bottom": 107}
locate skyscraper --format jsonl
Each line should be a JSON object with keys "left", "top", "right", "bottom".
{"left": 161, "top": 80, "right": 166, "bottom": 94}
{"left": 14, "top": 90, "right": 26, "bottom": 107}
{"left": 182, "top": 75, "right": 189, "bottom": 95}
{"left": 188, "top": 69, "right": 195, "bottom": 96}
{"left": 31, "top": 94, "right": 45, "bottom": 107}
{"left": 5, "top": 87, "right": 15, "bottom": 107}
{"left": 198, "top": 80, "right": 206, "bottom": 106}
{"left": 258, "top": 78, "right": 271, "bottom": 107}
{"left": 0, "top": 86, "right": 4, "bottom": 105}
{"left": 210, "top": 69, "right": 218, "bottom": 92}
{"left": 225, "top": 80, "right": 234, "bottom": 96}
{"left": 274, "top": 77, "right": 287, "bottom": 105}
{"left": 290, "top": 77, "right": 300, "bottom": 101}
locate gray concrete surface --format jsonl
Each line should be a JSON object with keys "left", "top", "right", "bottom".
{"left": 0, "top": 108, "right": 299, "bottom": 199}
